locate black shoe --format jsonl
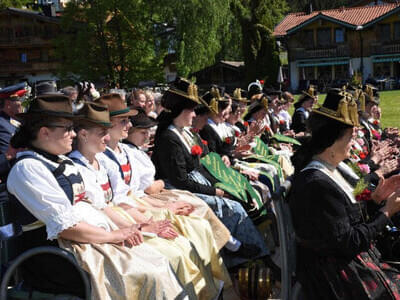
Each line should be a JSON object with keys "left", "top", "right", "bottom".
{"left": 226, "top": 243, "right": 261, "bottom": 259}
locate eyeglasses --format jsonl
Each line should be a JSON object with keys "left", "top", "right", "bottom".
{"left": 47, "top": 124, "right": 75, "bottom": 132}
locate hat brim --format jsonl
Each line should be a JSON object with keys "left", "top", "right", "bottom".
{"left": 77, "top": 118, "right": 112, "bottom": 128}
{"left": 312, "top": 108, "right": 356, "bottom": 127}
{"left": 166, "top": 89, "right": 201, "bottom": 104}
{"left": 110, "top": 108, "right": 139, "bottom": 118}
{"left": 16, "top": 110, "right": 78, "bottom": 120}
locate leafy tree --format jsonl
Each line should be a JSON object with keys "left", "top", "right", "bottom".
{"left": 286, "top": 0, "right": 350, "bottom": 12}
{"left": 232, "top": 0, "right": 288, "bottom": 85}
{"left": 0, "top": 0, "right": 31, "bottom": 9}
{"left": 157, "top": 0, "right": 233, "bottom": 77}
{"left": 55, "top": 0, "right": 165, "bottom": 87}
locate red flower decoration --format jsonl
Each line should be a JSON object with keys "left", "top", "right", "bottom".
{"left": 279, "top": 120, "right": 285, "bottom": 125}
{"left": 264, "top": 125, "right": 271, "bottom": 133}
{"left": 244, "top": 121, "right": 249, "bottom": 127}
{"left": 373, "top": 120, "right": 379, "bottom": 125}
{"left": 356, "top": 188, "right": 372, "bottom": 202}
{"left": 259, "top": 80, "right": 265, "bottom": 85}
{"left": 359, "top": 152, "right": 367, "bottom": 160}
{"left": 201, "top": 139, "right": 208, "bottom": 146}
{"left": 225, "top": 137, "right": 232, "bottom": 144}
{"left": 190, "top": 127, "right": 199, "bottom": 134}
{"left": 191, "top": 145, "right": 203, "bottom": 156}
{"left": 235, "top": 131, "right": 240, "bottom": 137}
{"left": 371, "top": 129, "right": 381, "bottom": 140}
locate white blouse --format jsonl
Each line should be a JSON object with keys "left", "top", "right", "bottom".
{"left": 97, "top": 145, "right": 139, "bottom": 207}
{"left": 7, "top": 151, "right": 110, "bottom": 240}
{"left": 124, "top": 143, "right": 156, "bottom": 196}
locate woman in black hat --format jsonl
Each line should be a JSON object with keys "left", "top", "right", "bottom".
{"left": 291, "top": 86, "right": 317, "bottom": 134}
{"left": 152, "top": 78, "right": 269, "bottom": 268}
{"left": 289, "top": 88, "right": 400, "bottom": 299}
{"left": 7, "top": 95, "right": 186, "bottom": 299}
{"left": 198, "top": 88, "right": 234, "bottom": 164}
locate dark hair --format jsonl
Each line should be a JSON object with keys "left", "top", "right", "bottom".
{"left": 231, "top": 101, "right": 239, "bottom": 114}
{"left": 291, "top": 113, "right": 353, "bottom": 174}
{"left": 11, "top": 115, "right": 62, "bottom": 148}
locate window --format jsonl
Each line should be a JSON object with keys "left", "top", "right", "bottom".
{"left": 335, "top": 28, "right": 345, "bottom": 43}
{"left": 302, "top": 30, "right": 314, "bottom": 47}
{"left": 379, "top": 24, "right": 391, "bottom": 42}
{"left": 394, "top": 22, "right": 400, "bottom": 40}
{"left": 317, "top": 28, "right": 331, "bottom": 47}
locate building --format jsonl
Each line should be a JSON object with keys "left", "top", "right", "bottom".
{"left": 191, "top": 60, "right": 245, "bottom": 92}
{"left": 274, "top": 3, "right": 400, "bottom": 92}
{"left": 0, "top": 7, "right": 61, "bottom": 87}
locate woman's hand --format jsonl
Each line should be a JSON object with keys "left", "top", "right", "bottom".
{"left": 221, "top": 155, "right": 231, "bottom": 167}
{"left": 381, "top": 189, "right": 400, "bottom": 218}
{"left": 141, "top": 219, "right": 178, "bottom": 240}
{"left": 215, "top": 188, "right": 225, "bottom": 197}
{"left": 145, "top": 180, "right": 165, "bottom": 195}
{"left": 376, "top": 158, "right": 399, "bottom": 177}
{"left": 165, "top": 201, "right": 194, "bottom": 216}
{"left": 110, "top": 225, "right": 144, "bottom": 247}
{"left": 372, "top": 175, "right": 400, "bottom": 204}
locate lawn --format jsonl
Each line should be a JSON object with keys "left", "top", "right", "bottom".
{"left": 292, "top": 90, "right": 400, "bottom": 129}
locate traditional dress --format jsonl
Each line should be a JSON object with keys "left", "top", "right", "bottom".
{"left": 152, "top": 125, "right": 269, "bottom": 268}
{"left": 96, "top": 147, "right": 231, "bottom": 298}
{"left": 7, "top": 150, "right": 187, "bottom": 300}
{"left": 122, "top": 141, "right": 231, "bottom": 250}
{"left": 289, "top": 159, "right": 400, "bottom": 299}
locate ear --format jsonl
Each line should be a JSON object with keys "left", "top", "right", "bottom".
{"left": 77, "top": 128, "right": 88, "bottom": 140}
{"left": 38, "top": 126, "right": 51, "bottom": 140}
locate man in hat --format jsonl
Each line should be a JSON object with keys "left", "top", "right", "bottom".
{"left": 0, "top": 90, "right": 24, "bottom": 179}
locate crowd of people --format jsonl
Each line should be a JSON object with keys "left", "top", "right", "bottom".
{"left": 1, "top": 76, "right": 400, "bottom": 299}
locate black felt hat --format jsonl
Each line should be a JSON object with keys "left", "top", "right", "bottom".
{"left": 130, "top": 108, "right": 158, "bottom": 129}
{"left": 162, "top": 77, "right": 202, "bottom": 112}
{"left": 313, "top": 88, "right": 359, "bottom": 126}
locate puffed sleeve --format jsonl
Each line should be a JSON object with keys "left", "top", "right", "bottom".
{"left": 7, "top": 159, "right": 85, "bottom": 240}
{"left": 97, "top": 153, "right": 137, "bottom": 207}
{"left": 156, "top": 136, "right": 216, "bottom": 195}
{"left": 307, "top": 178, "right": 389, "bottom": 257}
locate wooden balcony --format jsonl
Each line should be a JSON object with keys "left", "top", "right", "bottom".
{"left": 0, "top": 61, "right": 59, "bottom": 74}
{"left": 0, "top": 36, "right": 54, "bottom": 48}
{"left": 292, "top": 45, "right": 349, "bottom": 60}
{"left": 371, "top": 42, "right": 400, "bottom": 56}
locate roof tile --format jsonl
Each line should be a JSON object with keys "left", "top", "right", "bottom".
{"left": 274, "top": 3, "right": 400, "bottom": 37}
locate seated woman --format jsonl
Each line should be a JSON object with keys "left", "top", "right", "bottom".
{"left": 289, "top": 88, "right": 400, "bottom": 299}
{"left": 69, "top": 102, "right": 225, "bottom": 299}
{"left": 92, "top": 93, "right": 233, "bottom": 291}
{"left": 7, "top": 94, "right": 186, "bottom": 300}
{"left": 290, "top": 86, "right": 317, "bottom": 134}
{"left": 151, "top": 78, "right": 269, "bottom": 268}
{"left": 123, "top": 108, "right": 232, "bottom": 251}
{"left": 199, "top": 88, "right": 233, "bottom": 165}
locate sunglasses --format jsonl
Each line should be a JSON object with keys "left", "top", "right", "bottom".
{"left": 47, "top": 124, "right": 75, "bottom": 133}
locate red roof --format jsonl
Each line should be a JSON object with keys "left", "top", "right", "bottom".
{"left": 273, "top": 3, "right": 400, "bottom": 37}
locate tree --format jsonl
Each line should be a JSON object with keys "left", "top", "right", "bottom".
{"left": 55, "top": 0, "right": 166, "bottom": 87}
{"left": 232, "top": 0, "right": 288, "bottom": 85}
{"left": 286, "top": 0, "right": 350, "bottom": 12}
{"left": 156, "top": 0, "right": 233, "bottom": 77}
{"left": 0, "top": 0, "right": 31, "bottom": 9}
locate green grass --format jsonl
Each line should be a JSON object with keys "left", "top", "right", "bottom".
{"left": 291, "top": 90, "right": 400, "bottom": 129}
